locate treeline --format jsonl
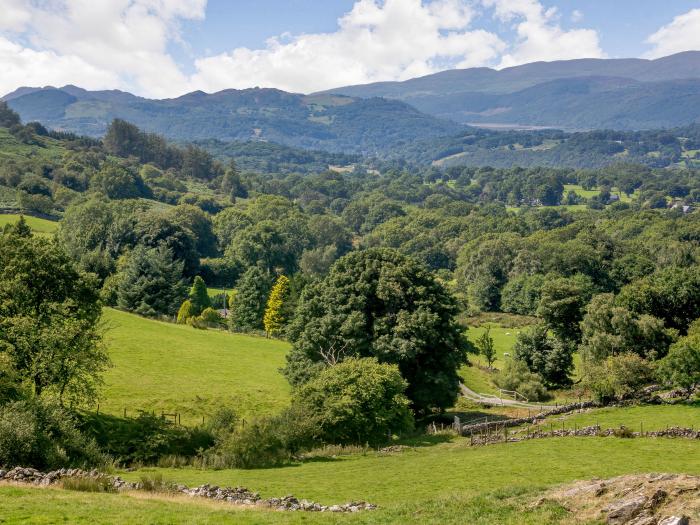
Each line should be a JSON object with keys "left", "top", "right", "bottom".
{"left": 391, "top": 124, "right": 700, "bottom": 169}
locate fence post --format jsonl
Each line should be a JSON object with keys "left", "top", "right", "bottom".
{"left": 504, "top": 425, "right": 507, "bottom": 443}
{"left": 124, "top": 407, "right": 127, "bottom": 418}
{"left": 96, "top": 404, "right": 99, "bottom": 415}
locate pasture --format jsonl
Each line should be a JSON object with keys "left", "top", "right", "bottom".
{"left": 3, "top": 437, "right": 700, "bottom": 524}
{"left": 100, "top": 308, "right": 290, "bottom": 424}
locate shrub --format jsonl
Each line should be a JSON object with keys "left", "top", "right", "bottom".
{"left": 292, "top": 358, "right": 414, "bottom": 446}
{"left": 205, "top": 405, "right": 318, "bottom": 469}
{"left": 0, "top": 399, "right": 105, "bottom": 470}
{"left": 176, "top": 300, "right": 194, "bottom": 324}
{"left": 494, "top": 359, "right": 551, "bottom": 402}
{"left": 200, "top": 307, "right": 222, "bottom": 327}
{"left": 582, "top": 353, "right": 655, "bottom": 403}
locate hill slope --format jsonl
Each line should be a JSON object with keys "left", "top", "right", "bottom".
{"left": 322, "top": 51, "right": 700, "bottom": 129}
{"left": 100, "top": 308, "right": 290, "bottom": 423}
{"left": 3, "top": 87, "right": 462, "bottom": 154}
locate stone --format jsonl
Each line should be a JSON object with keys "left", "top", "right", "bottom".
{"left": 658, "top": 517, "right": 690, "bottom": 525}
{"left": 606, "top": 495, "right": 647, "bottom": 524}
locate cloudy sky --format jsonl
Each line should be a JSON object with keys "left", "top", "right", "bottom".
{"left": 2, "top": 0, "right": 700, "bottom": 98}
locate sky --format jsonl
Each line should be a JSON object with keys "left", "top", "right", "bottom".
{"left": 2, "top": 0, "right": 700, "bottom": 99}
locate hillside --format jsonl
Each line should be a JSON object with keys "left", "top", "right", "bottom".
{"left": 100, "top": 308, "right": 290, "bottom": 424}
{"left": 322, "top": 51, "right": 700, "bottom": 130}
{"left": 2, "top": 87, "right": 462, "bottom": 154}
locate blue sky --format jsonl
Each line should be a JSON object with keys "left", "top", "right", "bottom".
{"left": 2, "top": 1, "right": 700, "bottom": 98}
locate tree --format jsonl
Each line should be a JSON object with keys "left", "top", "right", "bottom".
{"left": 115, "top": 245, "right": 187, "bottom": 317}
{"left": 167, "top": 204, "right": 218, "bottom": 258}
{"left": 134, "top": 212, "right": 199, "bottom": 277}
{"left": 188, "top": 276, "right": 211, "bottom": 315}
{"left": 0, "top": 231, "right": 108, "bottom": 404}
{"left": 263, "top": 275, "right": 290, "bottom": 337}
{"left": 89, "top": 163, "right": 149, "bottom": 199}
{"left": 617, "top": 266, "right": 700, "bottom": 334}
{"left": 176, "top": 300, "right": 195, "bottom": 324}
{"left": 579, "top": 294, "right": 677, "bottom": 363}
{"left": 0, "top": 101, "right": 21, "bottom": 128}
{"left": 582, "top": 353, "right": 654, "bottom": 403}
{"left": 292, "top": 358, "right": 413, "bottom": 446}
{"left": 537, "top": 274, "right": 594, "bottom": 343}
{"left": 500, "top": 274, "right": 545, "bottom": 316}
{"left": 513, "top": 324, "right": 574, "bottom": 388}
{"left": 229, "top": 267, "right": 273, "bottom": 332}
{"left": 494, "top": 359, "right": 550, "bottom": 402}
{"left": 476, "top": 326, "right": 496, "bottom": 369}
{"left": 658, "top": 333, "right": 700, "bottom": 395}
{"left": 285, "top": 248, "right": 469, "bottom": 414}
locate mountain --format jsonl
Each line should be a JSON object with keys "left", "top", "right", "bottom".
{"left": 320, "top": 51, "right": 700, "bottom": 130}
{"left": 2, "top": 87, "right": 462, "bottom": 154}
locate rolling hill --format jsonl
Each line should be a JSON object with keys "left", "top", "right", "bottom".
{"left": 2, "top": 86, "right": 462, "bottom": 154}
{"left": 322, "top": 51, "right": 700, "bottom": 130}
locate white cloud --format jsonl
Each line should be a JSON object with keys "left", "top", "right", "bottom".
{"left": 190, "top": 0, "right": 506, "bottom": 93}
{"left": 0, "top": 0, "right": 205, "bottom": 98}
{"left": 571, "top": 9, "right": 583, "bottom": 23}
{"left": 0, "top": 0, "right": 607, "bottom": 98}
{"left": 483, "top": 0, "right": 604, "bottom": 68}
{"left": 645, "top": 8, "right": 700, "bottom": 59}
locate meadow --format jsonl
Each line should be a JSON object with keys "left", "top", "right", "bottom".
{"left": 0, "top": 213, "right": 58, "bottom": 235}
{"left": 100, "top": 308, "right": 290, "bottom": 424}
{"left": 3, "top": 437, "right": 700, "bottom": 524}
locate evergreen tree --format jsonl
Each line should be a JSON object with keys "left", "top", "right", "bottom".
{"left": 116, "top": 245, "right": 187, "bottom": 317}
{"left": 263, "top": 275, "right": 290, "bottom": 337}
{"left": 3, "top": 215, "right": 32, "bottom": 237}
{"left": 229, "top": 267, "right": 273, "bottom": 332}
{"left": 177, "top": 299, "right": 194, "bottom": 324}
{"left": 188, "top": 276, "right": 211, "bottom": 315}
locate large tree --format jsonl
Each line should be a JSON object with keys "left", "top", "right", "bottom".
{"left": 115, "top": 245, "right": 187, "bottom": 317}
{"left": 285, "top": 248, "right": 469, "bottom": 414}
{"left": 0, "top": 227, "right": 108, "bottom": 404}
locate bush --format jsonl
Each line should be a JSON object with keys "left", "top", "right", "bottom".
{"left": 176, "top": 300, "right": 194, "bottom": 324}
{"left": 139, "top": 473, "right": 177, "bottom": 493}
{"left": 80, "top": 412, "right": 213, "bottom": 465}
{"left": 205, "top": 405, "right": 318, "bottom": 469}
{"left": 582, "top": 353, "right": 655, "bottom": 403}
{"left": 0, "top": 399, "right": 105, "bottom": 470}
{"left": 292, "top": 358, "right": 414, "bottom": 446}
{"left": 494, "top": 359, "right": 551, "bottom": 402}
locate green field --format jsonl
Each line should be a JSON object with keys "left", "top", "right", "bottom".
{"left": 536, "top": 403, "right": 700, "bottom": 432}
{"left": 3, "top": 437, "right": 700, "bottom": 524}
{"left": 100, "top": 308, "right": 290, "bottom": 423}
{"left": 0, "top": 213, "right": 58, "bottom": 235}
{"left": 563, "top": 184, "right": 632, "bottom": 203}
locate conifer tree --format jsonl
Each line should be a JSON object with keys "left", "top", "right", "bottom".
{"left": 264, "top": 275, "right": 290, "bottom": 337}
{"left": 229, "top": 267, "right": 272, "bottom": 332}
{"left": 177, "top": 299, "right": 194, "bottom": 324}
{"left": 188, "top": 275, "right": 211, "bottom": 315}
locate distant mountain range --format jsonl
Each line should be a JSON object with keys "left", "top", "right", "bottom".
{"left": 1, "top": 86, "right": 461, "bottom": 154}
{"left": 321, "top": 51, "right": 700, "bottom": 130}
{"left": 5, "top": 52, "right": 700, "bottom": 154}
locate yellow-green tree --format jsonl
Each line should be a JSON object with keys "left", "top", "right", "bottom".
{"left": 264, "top": 275, "right": 290, "bottom": 337}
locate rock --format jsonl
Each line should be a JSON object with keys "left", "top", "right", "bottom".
{"left": 658, "top": 517, "right": 690, "bottom": 525}
{"left": 606, "top": 495, "right": 647, "bottom": 524}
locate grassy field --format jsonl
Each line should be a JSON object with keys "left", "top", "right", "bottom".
{"left": 100, "top": 308, "right": 290, "bottom": 424}
{"left": 563, "top": 184, "right": 632, "bottom": 203}
{"left": 536, "top": 403, "right": 700, "bottom": 432}
{"left": 0, "top": 213, "right": 58, "bottom": 235}
{"left": 3, "top": 437, "right": 700, "bottom": 524}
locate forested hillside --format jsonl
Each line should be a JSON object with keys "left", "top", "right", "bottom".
{"left": 2, "top": 86, "right": 461, "bottom": 154}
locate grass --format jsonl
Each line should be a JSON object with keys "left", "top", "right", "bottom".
{"left": 0, "top": 213, "right": 58, "bottom": 235}
{"left": 100, "top": 308, "right": 290, "bottom": 424}
{"left": 3, "top": 436, "right": 700, "bottom": 523}
{"left": 537, "top": 402, "right": 700, "bottom": 432}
